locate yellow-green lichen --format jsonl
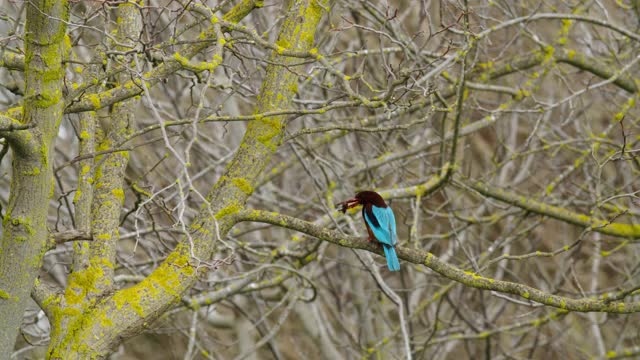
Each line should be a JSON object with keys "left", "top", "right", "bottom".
{"left": 80, "top": 164, "right": 91, "bottom": 176}
{"left": 112, "top": 188, "right": 125, "bottom": 203}
{"left": 64, "top": 257, "right": 111, "bottom": 305}
{"left": 0, "top": 289, "right": 10, "bottom": 299}
{"left": 4, "top": 216, "right": 35, "bottom": 235}
{"left": 22, "top": 167, "right": 41, "bottom": 176}
{"left": 113, "top": 287, "right": 146, "bottom": 317}
{"left": 99, "top": 309, "right": 113, "bottom": 328}
{"left": 276, "top": 35, "right": 291, "bottom": 49}
{"left": 231, "top": 178, "right": 253, "bottom": 195}
{"left": 174, "top": 51, "right": 218, "bottom": 72}
{"left": 215, "top": 202, "right": 243, "bottom": 219}
{"left": 73, "top": 189, "right": 82, "bottom": 203}
{"left": 112, "top": 250, "right": 192, "bottom": 318}
{"left": 545, "top": 184, "right": 555, "bottom": 195}
{"left": 86, "top": 94, "right": 101, "bottom": 109}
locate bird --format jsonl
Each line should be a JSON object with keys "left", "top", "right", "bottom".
{"left": 337, "top": 191, "right": 400, "bottom": 271}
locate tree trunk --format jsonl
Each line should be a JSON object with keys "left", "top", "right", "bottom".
{"left": 0, "top": 0, "right": 68, "bottom": 353}
{"left": 44, "top": 0, "right": 327, "bottom": 357}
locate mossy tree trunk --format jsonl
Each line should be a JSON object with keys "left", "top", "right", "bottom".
{"left": 46, "top": 3, "right": 142, "bottom": 357}
{"left": 41, "top": 0, "right": 327, "bottom": 358}
{"left": 0, "top": 0, "right": 68, "bottom": 353}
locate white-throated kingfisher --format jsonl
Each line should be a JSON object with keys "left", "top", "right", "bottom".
{"left": 338, "top": 191, "right": 400, "bottom": 271}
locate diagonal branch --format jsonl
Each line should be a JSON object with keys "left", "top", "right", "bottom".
{"left": 460, "top": 177, "right": 640, "bottom": 239}
{"left": 234, "top": 209, "right": 640, "bottom": 314}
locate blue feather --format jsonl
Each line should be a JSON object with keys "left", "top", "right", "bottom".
{"left": 383, "top": 245, "right": 400, "bottom": 271}
{"left": 364, "top": 205, "right": 400, "bottom": 271}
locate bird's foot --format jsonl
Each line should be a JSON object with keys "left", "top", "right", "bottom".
{"left": 367, "top": 238, "right": 382, "bottom": 248}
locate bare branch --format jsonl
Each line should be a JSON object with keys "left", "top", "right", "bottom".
{"left": 235, "top": 209, "right": 640, "bottom": 313}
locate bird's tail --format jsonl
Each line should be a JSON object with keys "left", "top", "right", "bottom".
{"left": 383, "top": 244, "right": 401, "bottom": 271}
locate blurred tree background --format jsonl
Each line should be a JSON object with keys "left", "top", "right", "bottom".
{"left": 1, "top": 0, "right": 640, "bottom": 359}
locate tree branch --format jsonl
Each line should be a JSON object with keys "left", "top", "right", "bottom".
{"left": 460, "top": 177, "right": 640, "bottom": 239}
{"left": 234, "top": 209, "right": 640, "bottom": 313}
{"left": 0, "top": 112, "right": 37, "bottom": 156}
{"left": 31, "top": 279, "right": 61, "bottom": 315}
{"left": 0, "top": 51, "right": 24, "bottom": 71}
{"left": 50, "top": 230, "right": 92, "bottom": 246}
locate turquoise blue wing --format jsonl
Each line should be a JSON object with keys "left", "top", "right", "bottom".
{"left": 365, "top": 206, "right": 397, "bottom": 246}
{"left": 388, "top": 206, "right": 397, "bottom": 245}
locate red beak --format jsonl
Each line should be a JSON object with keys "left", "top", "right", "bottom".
{"left": 337, "top": 197, "right": 360, "bottom": 213}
